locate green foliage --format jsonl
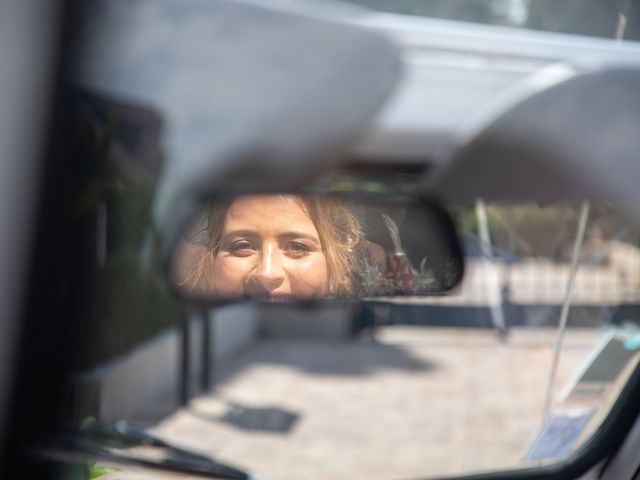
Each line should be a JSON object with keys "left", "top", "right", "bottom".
{"left": 448, "top": 204, "right": 478, "bottom": 237}
{"left": 343, "top": 0, "right": 499, "bottom": 24}
{"left": 342, "top": 0, "right": 640, "bottom": 40}
{"left": 80, "top": 416, "right": 99, "bottom": 430}
{"left": 90, "top": 466, "right": 122, "bottom": 479}
{"left": 485, "top": 204, "right": 578, "bottom": 259}
{"left": 525, "top": 0, "right": 640, "bottom": 40}
{"left": 449, "top": 203, "right": 581, "bottom": 260}
{"left": 80, "top": 168, "right": 179, "bottom": 370}
{"left": 449, "top": 202, "right": 640, "bottom": 261}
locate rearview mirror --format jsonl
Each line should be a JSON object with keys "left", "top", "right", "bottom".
{"left": 166, "top": 193, "right": 463, "bottom": 303}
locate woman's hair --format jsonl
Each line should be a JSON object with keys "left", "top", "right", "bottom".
{"left": 178, "top": 194, "right": 363, "bottom": 297}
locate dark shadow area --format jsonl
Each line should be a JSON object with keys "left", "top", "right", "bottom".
{"left": 612, "top": 303, "right": 640, "bottom": 326}
{"left": 389, "top": 304, "right": 612, "bottom": 328}
{"left": 192, "top": 403, "right": 300, "bottom": 434}
{"left": 215, "top": 338, "right": 437, "bottom": 382}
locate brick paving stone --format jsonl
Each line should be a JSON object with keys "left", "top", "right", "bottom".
{"left": 104, "top": 326, "right": 609, "bottom": 480}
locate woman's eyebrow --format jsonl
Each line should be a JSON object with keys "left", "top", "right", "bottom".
{"left": 221, "top": 229, "right": 258, "bottom": 241}
{"left": 221, "top": 230, "right": 321, "bottom": 244}
{"left": 279, "top": 231, "right": 321, "bottom": 243}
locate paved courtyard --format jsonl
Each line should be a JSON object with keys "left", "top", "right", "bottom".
{"left": 109, "top": 326, "right": 606, "bottom": 480}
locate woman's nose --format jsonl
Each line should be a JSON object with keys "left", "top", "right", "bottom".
{"left": 250, "top": 244, "right": 285, "bottom": 291}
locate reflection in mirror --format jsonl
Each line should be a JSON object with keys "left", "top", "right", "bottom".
{"left": 169, "top": 193, "right": 463, "bottom": 301}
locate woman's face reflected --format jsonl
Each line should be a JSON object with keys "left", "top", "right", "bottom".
{"left": 213, "top": 195, "right": 329, "bottom": 299}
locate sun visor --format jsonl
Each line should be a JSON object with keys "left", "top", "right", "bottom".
{"left": 425, "top": 57, "right": 640, "bottom": 214}
{"left": 68, "top": 0, "right": 402, "bottom": 233}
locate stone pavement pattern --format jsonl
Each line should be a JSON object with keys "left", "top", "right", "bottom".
{"left": 138, "top": 327, "right": 600, "bottom": 479}
{"left": 103, "top": 326, "right": 604, "bottom": 479}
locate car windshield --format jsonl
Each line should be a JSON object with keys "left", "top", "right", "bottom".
{"left": 343, "top": 0, "right": 640, "bottom": 41}
{"left": 67, "top": 189, "right": 640, "bottom": 479}
{"left": 44, "top": 1, "right": 640, "bottom": 479}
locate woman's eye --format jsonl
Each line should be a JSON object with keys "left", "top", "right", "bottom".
{"left": 285, "top": 242, "right": 312, "bottom": 257}
{"left": 227, "top": 241, "right": 255, "bottom": 256}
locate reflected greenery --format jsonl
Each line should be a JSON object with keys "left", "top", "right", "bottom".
{"left": 68, "top": 93, "right": 179, "bottom": 370}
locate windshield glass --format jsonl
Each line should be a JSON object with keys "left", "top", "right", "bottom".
{"left": 343, "top": 0, "right": 640, "bottom": 41}
{"left": 42, "top": 2, "right": 640, "bottom": 479}
{"left": 68, "top": 195, "right": 640, "bottom": 479}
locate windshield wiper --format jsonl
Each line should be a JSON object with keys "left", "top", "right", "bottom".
{"left": 34, "top": 420, "right": 258, "bottom": 480}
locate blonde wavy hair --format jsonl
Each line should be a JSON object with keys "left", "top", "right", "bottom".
{"left": 176, "top": 194, "right": 363, "bottom": 297}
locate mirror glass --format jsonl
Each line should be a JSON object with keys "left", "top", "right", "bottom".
{"left": 169, "top": 193, "right": 463, "bottom": 301}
